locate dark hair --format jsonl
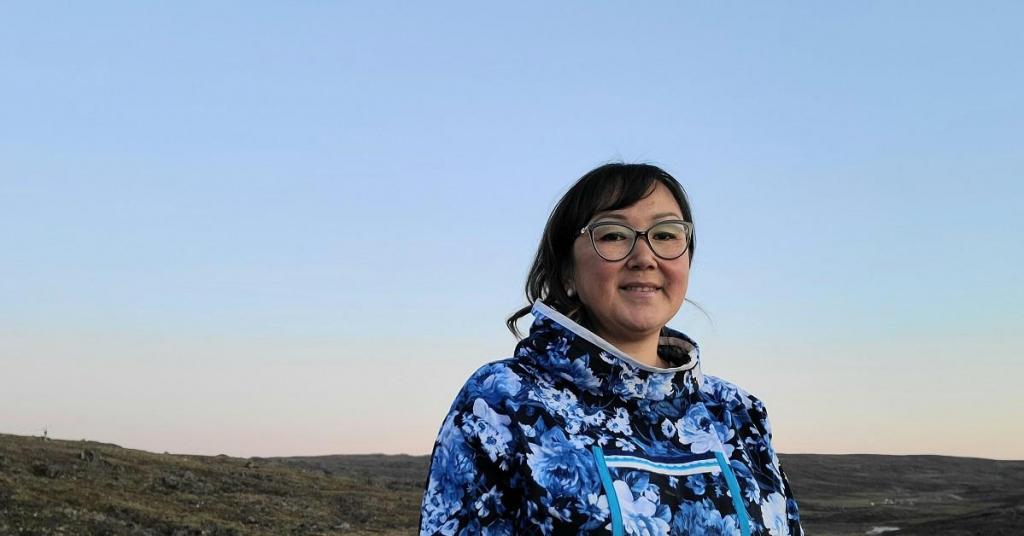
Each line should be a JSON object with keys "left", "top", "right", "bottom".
{"left": 506, "top": 163, "right": 697, "bottom": 337}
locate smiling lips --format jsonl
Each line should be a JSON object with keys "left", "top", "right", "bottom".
{"left": 620, "top": 283, "right": 661, "bottom": 293}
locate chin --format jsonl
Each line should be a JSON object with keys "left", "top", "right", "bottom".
{"left": 617, "top": 312, "right": 670, "bottom": 334}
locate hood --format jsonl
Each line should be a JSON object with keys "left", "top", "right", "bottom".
{"left": 513, "top": 300, "right": 703, "bottom": 402}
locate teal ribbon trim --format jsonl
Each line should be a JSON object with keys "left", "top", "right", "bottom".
{"left": 592, "top": 445, "right": 624, "bottom": 536}
{"left": 715, "top": 451, "right": 751, "bottom": 536}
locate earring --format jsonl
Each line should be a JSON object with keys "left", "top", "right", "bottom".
{"left": 566, "top": 286, "right": 576, "bottom": 297}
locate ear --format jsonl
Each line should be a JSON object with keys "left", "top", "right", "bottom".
{"left": 561, "top": 266, "right": 575, "bottom": 297}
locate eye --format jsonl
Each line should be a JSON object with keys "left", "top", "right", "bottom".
{"left": 590, "top": 223, "right": 635, "bottom": 244}
{"left": 650, "top": 222, "right": 686, "bottom": 241}
{"left": 596, "top": 230, "right": 629, "bottom": 242}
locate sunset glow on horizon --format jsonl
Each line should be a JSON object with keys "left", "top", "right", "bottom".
{"left": 2, "top": 2, "right": 1021, "bottom": 461}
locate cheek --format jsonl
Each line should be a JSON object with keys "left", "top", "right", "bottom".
{"left": 666, "top": 262, "right": 690, "bottom": 296}
{"left": 571, "top": 246, "right": 617, "bottom": 297}
{"left": 569, "top": 244, "right": 592, "bottom": 293}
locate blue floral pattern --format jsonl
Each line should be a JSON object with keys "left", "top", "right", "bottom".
{"left": 419, "top": 301, "right": 804, "bottom": 535}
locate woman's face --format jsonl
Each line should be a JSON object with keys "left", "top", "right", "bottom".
{"left": 570, "top": 181, "right": 690, "bottom": 343}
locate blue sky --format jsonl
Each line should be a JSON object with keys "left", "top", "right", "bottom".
{"left": 2, "top": 2, "right": 1022, "bottom": 459}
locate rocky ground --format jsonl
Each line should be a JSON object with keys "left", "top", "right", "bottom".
{"left": 1, "top": 432, "right": 1022, "bottom": 535}
{"left": 783, "top": 452, "right": 1024, "bottom": 535}
{"left": 0, "top": 433, "right": 420, "bottom": 535}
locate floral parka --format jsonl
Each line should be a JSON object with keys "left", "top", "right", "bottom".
{"left": 419, "top": 301, "right": 804, "bottom": 535}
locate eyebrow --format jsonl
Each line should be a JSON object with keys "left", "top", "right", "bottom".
{"left": 592, "top": 211, "right": 683, "bottom": 222}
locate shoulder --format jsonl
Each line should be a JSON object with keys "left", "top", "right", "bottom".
{"left": 700, "top": 374, "right": 774, "bottom": 435}
{"left": 700, "top": 374, "right": 760, "bottom": 407}
{"left": 435, "top": 359, "right": 531, "bottom": 469}
{"left": 449, "top": 358, "right": 532, "bottom": 415}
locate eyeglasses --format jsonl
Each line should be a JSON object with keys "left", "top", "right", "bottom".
{"left": 578, "top": 220, "right": 693, "bottom": 261}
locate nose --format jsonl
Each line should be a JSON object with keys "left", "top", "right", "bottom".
{"left": 625, "top": 235, "right": 658, "bottom": 269}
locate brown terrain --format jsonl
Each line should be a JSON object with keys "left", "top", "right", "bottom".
{"left": 1, "top": 432, "right": 1021, "bottom": 535}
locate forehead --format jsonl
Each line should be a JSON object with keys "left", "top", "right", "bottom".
{"left": 591, "top": 182, "right": 683, "bottom": 221}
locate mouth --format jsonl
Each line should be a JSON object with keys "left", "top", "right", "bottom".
{"left": 619, "top": 284, "right": 662, "bottom": 293}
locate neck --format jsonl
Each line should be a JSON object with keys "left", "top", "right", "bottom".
{"left": 598, "top": 331, "right": 666, "bottom": 368}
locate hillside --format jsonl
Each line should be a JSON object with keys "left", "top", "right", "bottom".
{"left": 782, "top": 453, "right": 1024, "bottom": 535}
{"left": 0, "top": 433, "right": 420, "bottom": 535}
{"left": 1, "top": 432, "right": 1022, "bottom": 535}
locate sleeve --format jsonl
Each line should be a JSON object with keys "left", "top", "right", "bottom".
{"left": 778, "top": 457, "right": 805, "bottom": 536}
{"left": 749, "top": 396, "right": 805, "bottom": 536}
{"left": 419, "top": 378, "right": 518, "bottom": 536}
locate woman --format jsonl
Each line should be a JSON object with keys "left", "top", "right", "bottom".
{"left": 419, "top": 163, "right": 803, "bottom": 535}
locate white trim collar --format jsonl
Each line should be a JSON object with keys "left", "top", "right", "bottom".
{"left": 531, "top": 300, "right": 700, "bottom": 374}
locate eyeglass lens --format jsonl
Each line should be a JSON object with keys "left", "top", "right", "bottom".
{"left": 591, "top": 222, "right": 689, "bottom": 261}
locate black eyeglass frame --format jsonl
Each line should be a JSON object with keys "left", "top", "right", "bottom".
{"left": 577, "top": 219, "right": 694, "bottom": 262}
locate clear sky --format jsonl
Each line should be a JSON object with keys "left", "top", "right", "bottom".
{"left": 2, "top": 2, "right": 1021, "bottom": 460}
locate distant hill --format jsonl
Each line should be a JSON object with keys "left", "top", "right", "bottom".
{"left": 781, "top": 453, "right": 1024, "bottom": 535}
{"left": 1, "top": 432, "right": 1021, "bottom": 535}
{"left": 0, "top": 433, "right": 420, "bottom": 535}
